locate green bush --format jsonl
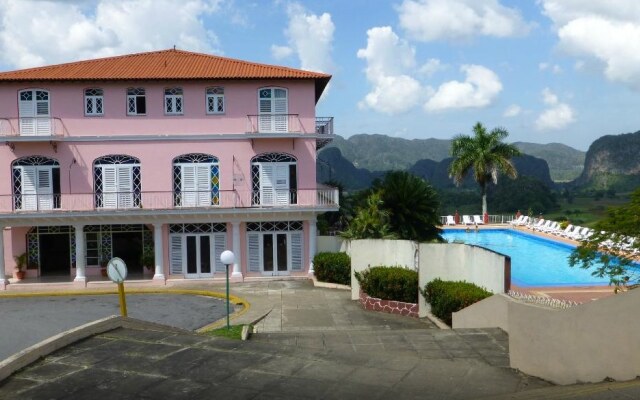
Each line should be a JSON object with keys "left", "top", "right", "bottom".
{"left": 313, "top": 252, "right": 351, "bottom": 285}
{"left": 421, "top": 279, "right": 492, "bottom": 326}
{"left": 355, "top": 266, "right": 418, "bottom": 303}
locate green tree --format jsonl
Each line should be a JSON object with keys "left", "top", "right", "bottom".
{"left": 488, "top": 176, "right": 558, "bottom": 214}
{"left": 375, "top": 171, "right": 442, "bottom": 242}
{"left": 569, "top": 188, "right": 640, "bottom": 286}
{"left": 340, "top": 192, "right": 396, "bottom": 239}
{"left": 448, "top": 122, "right": 521, "bottom": 215}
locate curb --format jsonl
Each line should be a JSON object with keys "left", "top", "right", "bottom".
{"left": 312, "top": 278, "right": 351, "bottom": 290}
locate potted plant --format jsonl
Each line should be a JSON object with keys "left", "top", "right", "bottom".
{"left": 14, "top": 252, "right": 27, "bottom": 280}
{"left": 140, "top": 247, "right": 155, "bottom": 272}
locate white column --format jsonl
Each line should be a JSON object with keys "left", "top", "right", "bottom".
{"left": 231, "top": 221, "right": 242, "bottom": 278}
{"left": 153, "top": 223, "right": 165, "bottom": 281}
{"left": 0, "top": 226, "right": 8, "bottom": 287}
{"left": 73, "top": 224, "right": 86, "bottom": 283}
{"left": 308, "top": 217, "right": 317, "bottom": 276}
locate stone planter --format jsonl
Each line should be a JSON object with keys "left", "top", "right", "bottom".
{"left": 359, "top": 290, "right": 419, "bottom": 318}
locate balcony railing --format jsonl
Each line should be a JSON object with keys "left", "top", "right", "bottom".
{"left": 315, "top": 117, "right": 333, "bottom": 136}
{"left": 0, "top": 188, "right": 340, "bottom": 214}
{"left": 246, "top": 114, "right": 301, "bottom": 134}
{"left": 0, "top": 117, "right": 67, "bottom": 138}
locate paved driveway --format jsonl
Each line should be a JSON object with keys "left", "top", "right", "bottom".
{"left": 0, "top": 294, "right": 228, "bottom": 360}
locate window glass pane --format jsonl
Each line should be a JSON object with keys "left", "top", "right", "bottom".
{"left": 200, "top": 236, "right": 211, "bottom": 273}
{"left": 263, "top": 234, "right": 273, "bottom": 272}
{"left": 187, "top": 236, "right": 197, "bottom": 274}
{"left": 136, "top": 96, "right": 146, "bottom": 114}
{"left": 277, "top": 234, "right": 287, "bottom": 271}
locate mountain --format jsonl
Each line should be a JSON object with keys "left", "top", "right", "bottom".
{"left": 318, "top": 147, "right": 554, "bottom": 191}
{"left": 325, "top": 134, "right": 583, "bottom": 182}
{"left": 574, "top": 130, "right": 640, "bottom": 191}
{"left": 512, "top": 142, "right": 585, "bottom": 182}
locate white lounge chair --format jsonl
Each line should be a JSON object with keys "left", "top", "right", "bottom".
{"left": 571, "top": 227, "right": 591, "bottom": 240}
{"left": 473, "top": 215, "right": 484, "bottom": 225}
{"left": 534, "top": 220, "right": 552, "bottom": 232}
{"left": 542, "top": 221, "right": 560, "bottom": 234}
{"left": 517, "top": 216, "right": 530, "bottom": 226}
{"left": 445, "top": 215, "right": 456, "bottom": 225}
{"left": 562, "top": 225, "right": 580, "bottom": 238}
{"left": 509, "top": 215, "right": 524, "bottom": 226}
{"left": 528, "top": 219, "right": 545, "bottom": 230}
{"left": 462, "top": 215, "right": 473, "bottom": 225}
{"left": 558, "top": 224, "right": 574, "bottom": 237}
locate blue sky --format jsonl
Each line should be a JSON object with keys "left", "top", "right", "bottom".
{"left": 1, "top": 0, "right": 640, "bottom": 150}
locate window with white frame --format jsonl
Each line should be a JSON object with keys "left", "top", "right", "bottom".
{"left": 206, "top": 87, "right": 224, "bottom": 114}
{"left": 258, "top": 87, "right": 288, "bottom": 132}
{"left": 164, "top": 87, "right": 183, "bottom": 115}
{"left": 18, "top": 89, "right": 51, "bottom": 136}
{"left": 251, "top": 153, "right": 297, "bottom": 206}
{"left": 127, "top": 87, "right": 146, "bottom": 115}
{"left": 93, "top": 155, "right": 141, "bottom": 209}
{"left": 12, "top": 156, "right": 61, "bottom": 211}
{"left": 84, "top": 88, "right": 104, "bottom": 116}
{"left": 172, "top": 153, "right": 220, "bottom": 207}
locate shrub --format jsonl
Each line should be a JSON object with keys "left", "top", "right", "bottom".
{"left": 313, "top": 252, "right": 351, "bottom": 285}
{"left": 421, "top": 279, "right": 492, "bottom": 326}
{"left": 355, "top": 266, "right": 418, "bottom": 303}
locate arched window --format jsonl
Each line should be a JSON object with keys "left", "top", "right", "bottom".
{"left": 93, "top": 155, "right": 141, "bottom": 209}
{"left": 258, "top": 87, "right": 288, "bottom": 132}
{"left": 18, "top": 89, "right": 51, "bottom": 135}
{"left": 84, "top": 88, "right": 104, "bottom": 116}
{"left": 251, "top": 152, "right": 297, "bottom": 205}
{"left": 12, "top": 156, "right": 60, "bottom": 210}
{"left": 173, "top": 153, "right": 220, "bottom": 207}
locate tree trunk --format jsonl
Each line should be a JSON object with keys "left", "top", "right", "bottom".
{"left": 481, "top": 184, "right": 487, "bottom": 216}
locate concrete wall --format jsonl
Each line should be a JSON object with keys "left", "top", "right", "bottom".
{"left": 349, "top": 239, "right": 417, "bottom": 300}
{"left": 452, "top": 294, "right": 511, "bottom": 332}
{"left": 509, "top": 288, "right": 640, "bottom": 385}
{"left": 317, "top": 236, "right": 344, "bottom": 253}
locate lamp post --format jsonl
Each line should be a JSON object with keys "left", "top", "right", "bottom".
{"left": 220, "top": 250, "right": 235, "bottom": 330}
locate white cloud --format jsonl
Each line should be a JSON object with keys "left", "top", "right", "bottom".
{"left": 535, "top": 88, "right": 575, "bottom": 130}
{"left": 278, "top": 3, "right": 334, "bottom": 73}
{"left": 419, "top": 58, "right": 445, "bottom": 77}
{"left": 542, "top": 0, "right": 640, "bottom": 90}
{"left": 357, "top": 26, "right": 423, "bottom": 114}
{"left": 0, "top": 0, "right": 222, "bottom": 69}
{"left": 539, "top": 62, "right": 562, "bottom": 74}
{"left": 503, "top": 104, "right": 522, "bottom": 117}
{"left": 398, "top": 0, "right": 531, "bottom": 42}
{"left": 424, "top": 65, "right": 502, "bottom": 111}
{"left": 271, "top": 45, "right": 293, "bottom": 60}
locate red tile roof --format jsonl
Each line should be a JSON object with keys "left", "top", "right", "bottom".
{"left": 0, "top": 49, "right": 331, "bottom": 100}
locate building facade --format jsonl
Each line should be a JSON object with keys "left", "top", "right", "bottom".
{"left": 0, "top": 49, "right": 337, "bottom": 287}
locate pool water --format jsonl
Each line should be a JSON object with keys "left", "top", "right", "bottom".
{"left": 441, "top": 229, "right": 611, "bottom": 287}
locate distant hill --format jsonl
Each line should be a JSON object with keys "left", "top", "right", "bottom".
{"left": 318, "top": 147, "right": 554, "bottom": 191}
{"left": 325, "top": 134, "right": 583, "bottom": 182}
{"left": 512, "top": 142, "right": 585, "bottom": 182}
{"left": 574, "top": 130, "right": 640, "bottom": 191}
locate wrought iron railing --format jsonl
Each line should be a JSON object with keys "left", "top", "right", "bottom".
{"left": 246, "top": 114, "right": 301, "bottom": 133}
{"left": 1, "top": 187, "right": 340, "bottom": 213}
{"left": 0, "top": 117, "right": 67, "bottom": 137}
{"left": 315, "top": 117, "right": 333, "bottom": 135}
{"left": 440, "top": 214, "right": 517, "bottom": 225}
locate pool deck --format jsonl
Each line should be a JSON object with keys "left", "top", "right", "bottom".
{"left": 442, "top": 224, "right": 618, "bottom": 303}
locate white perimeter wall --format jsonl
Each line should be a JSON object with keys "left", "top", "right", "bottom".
{"left": 453, "top": 289, "right": 640, "bottom": 384}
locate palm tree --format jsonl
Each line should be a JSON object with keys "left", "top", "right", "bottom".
{"left": 376, "top": 171, "right": 442, "bottom": 242}
{"left": 449, "top": 122, "right": 521, "bottom": 216}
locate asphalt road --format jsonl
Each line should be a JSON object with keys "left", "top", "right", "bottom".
{"left": 0, "top": 293, "right": 229, "bottom": 360}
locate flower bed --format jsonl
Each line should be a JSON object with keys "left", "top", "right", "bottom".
{"left": 359, "top": 289, "right": 419, "bottom": 318}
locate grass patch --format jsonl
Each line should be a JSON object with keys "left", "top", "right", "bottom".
{"left": 206, "top": 324, "right": 246, "bottom": 340}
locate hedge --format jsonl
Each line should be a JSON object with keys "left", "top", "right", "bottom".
{"left": 354, "top": 266, "right": 418, "bottom": 303}
{"left": 421, "top": 279, "right": 492, "bottom": 326}
{"left": 313, "top": 252, "right": 351, "bottom": 285}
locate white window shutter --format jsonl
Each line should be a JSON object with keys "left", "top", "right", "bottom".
{"left": 196, "top": 165, "right": 210, "bottom": 206}
{"left": 290, "top": 232, "right": 303, "bottom": 271}
{"left": 36, "top": 168, "right": 53, "bottom": 210}
{"left": 181, "top": 165, "right": 197, "bottom": 206}
{"left": 275, "top": 165, "right": 289, "bottom": 205}
{"left": 260, "top": 164, "right": 275, "bottom": 205}
{"left": 248, "top": 233, "right": 261, "bottom": 272}
{"left": 214, "top": 233, "right": 227, "bottom": 273}
{"left": 170, "top": 235, "right": 183, "bottom": 274}
{"left": 274, "top": 96, "right": 288, "bottom": 133}
{"left": 19, "top": 91, "right": 35, "bottom": 136}
{"left": 21, "top": 167, "right": 38, "bottom": 210}
{"left": 102, "top": 166, "right": 118, "bottom": 209}
{"left": 117, "top": 166, "right": 133, "bottom": 208}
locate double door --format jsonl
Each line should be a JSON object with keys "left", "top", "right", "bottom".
{"left": 170, "top": 232, "right": 226, "bottom": 278}
{"left": 262, "top": 233, "right": 289, "bottom": 275}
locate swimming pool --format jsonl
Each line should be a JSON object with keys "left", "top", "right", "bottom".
{"left": 441, "top": 229, "right": 610, "bottom": 287}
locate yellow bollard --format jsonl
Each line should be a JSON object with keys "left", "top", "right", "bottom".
{"left": 118, "top": 282, "right": 128, "bottom": 317}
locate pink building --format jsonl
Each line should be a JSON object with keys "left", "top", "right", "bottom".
{"left": 0, "top": 49, "right": 338, "bottom": 287}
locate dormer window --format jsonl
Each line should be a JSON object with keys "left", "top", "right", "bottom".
{"left": 206, "top": 87, "right": 224, "bottom": 114}
{"left": 127, "top": 87, "right": 146, "bottom": 115}
{"left": 84, "top": 88, "right": 104, "bottom": 116}
{"left": 165, "top": 87, "right": 183, "bottom": 115}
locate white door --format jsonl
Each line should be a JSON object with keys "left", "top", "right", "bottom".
{"left": 180, "top": 165, "right": 210, "bottom": 207}
{"left": 18, "top": 167, "right": 52, "bottom": 210}
{"left": 18, "top": 90, "right": 51, "bottom": 136}
{"left": 170, "top": 233, "right": 226, "bottom": 278}
{"left": 259, "top": 164, "right": 289, "bottom": 206}
{"left": 258, "top": 88, "right": 288, "bottom": 132}
{"left": 247, "top": 231, "right": 304, "bottom": 276}
{"left": 101, "top": 165, "right": 134, "bottom": 209}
